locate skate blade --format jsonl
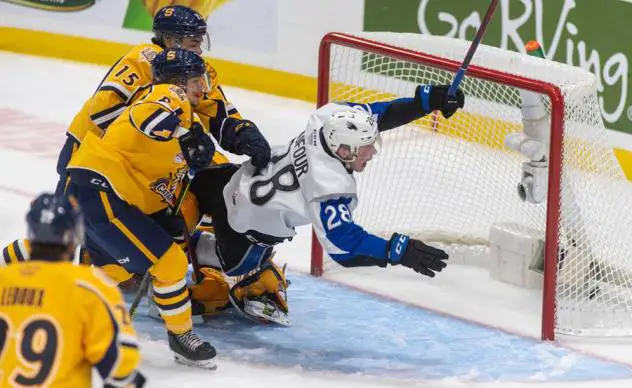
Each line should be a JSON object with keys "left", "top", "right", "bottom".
{"left": 228, "top": 293, "right": 291, "bottom": 326}
{"left": 174, "top": 353, "right": 217, "bottom": 370}
{"left": 247, "top": 310, "right": 290, "bottom": 326}
{"left": 244, "top": 299, "right": 291, "bottom": 326}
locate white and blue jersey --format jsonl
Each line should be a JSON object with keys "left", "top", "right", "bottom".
{"left": 223, "top": 90, "right": 429, "bottom": 267}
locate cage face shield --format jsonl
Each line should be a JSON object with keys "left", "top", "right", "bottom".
{"left": 174, "top": 32, "right": 211, "bottom": 54}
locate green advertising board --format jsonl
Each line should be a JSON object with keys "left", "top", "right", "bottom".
{"left": 365, "top": 0, "right": 632, "bottom": 134}
{"left": 123, "top": 0, "right": 154, "bottom": 31}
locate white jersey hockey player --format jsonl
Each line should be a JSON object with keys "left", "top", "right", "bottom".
{"left": 189, "top": 84, "right": 465, "bottom": 324}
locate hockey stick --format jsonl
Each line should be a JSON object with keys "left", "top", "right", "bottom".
{"left": 169, "top": 169, "right": 196, "bottom": 217}
{"left": 177, "top": 170, "right": 204, "bottom": 283}
{"left": 130, "top": 169, "right": 197, "bottom": 318}
{"left": 448, "top": 0, "right": 500, "bottom": 97}
{"left": 129, "top": 271, "right": 151, "bottom": 318}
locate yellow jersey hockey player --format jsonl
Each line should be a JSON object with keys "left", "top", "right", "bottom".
{"left": 60, "top": 5, "right": 240, "bottom": 197}
{"left": 0, "top": 193, "right": 143, "bottom": 387}
{"left": 1, "top": 5, "right": 262, "bottom": 267}
{"left": 67, "top": 48, "right": 220, "bottom": 369}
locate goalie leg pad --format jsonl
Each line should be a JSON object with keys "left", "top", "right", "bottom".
{"left": 189, "top": 267, "right": 231, "bottom": 316}
{"left": 229, "top": 258, "right": 290, "bottom": 326}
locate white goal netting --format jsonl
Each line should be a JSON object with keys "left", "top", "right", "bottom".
{"left": 316, "top": 32, "right": 632, "bottom": 337}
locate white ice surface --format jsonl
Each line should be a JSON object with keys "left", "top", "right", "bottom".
{"left": 2, "top": 51, "right": 632, "bottom": 387}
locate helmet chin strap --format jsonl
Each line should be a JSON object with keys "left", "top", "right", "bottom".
{"left": 339, "top": 155, "right": 357, "bottom": 173}
{"left": 334, "top": 145, "right": 357, "bottom": 164}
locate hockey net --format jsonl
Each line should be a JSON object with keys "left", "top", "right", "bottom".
{"left": 311, "top": 32, "right": 632, "bottom": 340}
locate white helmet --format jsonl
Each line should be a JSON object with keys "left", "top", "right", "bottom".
{"left": 322, "top": 108, "right": 380, "bottom": 162}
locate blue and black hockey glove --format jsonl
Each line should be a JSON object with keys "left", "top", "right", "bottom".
{"left": 387, "top": 233, "right": 448, "bottom": 277}
{"left": 417, "top": 84, "right": 465, "bottom": 119}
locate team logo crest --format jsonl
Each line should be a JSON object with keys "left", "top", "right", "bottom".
{"left": 140, "top": 47, "right": 158, "bottom": 63}
{"left": 169, "top": 85, "right": 187, "bottom": 102}
{"left": 367, "top": 115, "right": 376, "bottom": 127}
{"left": 150, "top": 167, "right": 188, "bottom": 205}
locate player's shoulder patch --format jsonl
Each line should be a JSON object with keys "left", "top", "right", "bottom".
{"left": 135, "top": 43, "right": 161, "bottom": 64}
{"left": 147, "top": 84, "right": 184, "bottom": 105}
{"left": 169, "top": 85, "right": 188, "bottom": 102}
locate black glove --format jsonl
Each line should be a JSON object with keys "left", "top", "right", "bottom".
{"left": 417, "top": 84, "right": 465, "bottom": 119}
{"left": 178, "top": 122, "right": 215, "bottom": 170}
{"left": 387, "top": 233, "right": 448, "bottom": 277}
{"left": 222, "top": 118, "right": 271, "bottom": 169}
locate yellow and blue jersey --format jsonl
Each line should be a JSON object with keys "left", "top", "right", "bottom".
{"left": 0, "top": 261, "right": 141, "bottom": 387}
{"left": 67, "top": 83, "right": 202, "bottom": 214}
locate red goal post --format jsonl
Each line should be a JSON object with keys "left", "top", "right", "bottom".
{"left": 311, "top": 32, "right": 576, "bottom": 342}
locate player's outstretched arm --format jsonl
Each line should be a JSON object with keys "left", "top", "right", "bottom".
{"left": 311, "top": 198, "right": 448, "bottom": 277}
{"left": 344, "top": 85, "right": 465, "bottom": 132}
